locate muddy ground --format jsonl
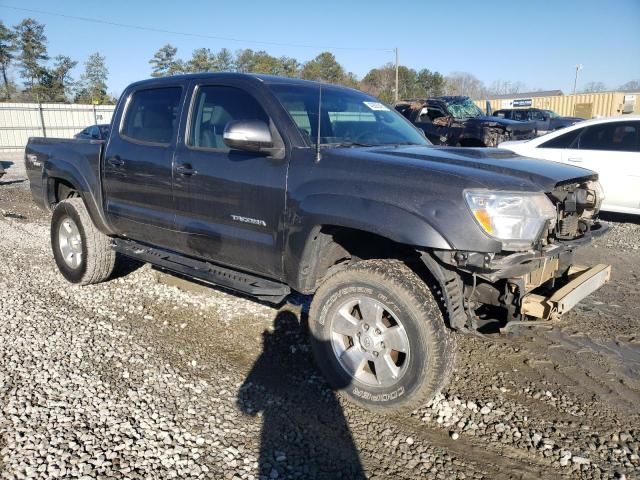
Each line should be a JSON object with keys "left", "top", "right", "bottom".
{"left": 0, "top": 152, "right": 638, "bottom": 479}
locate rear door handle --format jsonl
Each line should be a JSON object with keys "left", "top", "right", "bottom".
{"left": 567, "top": 157, "right": 583, "bottom": 163}
{"left": 175, "top": 163, "right": 197, "bottom": 176}
{"left": 107, "top": 156, "right": 124, "bottom": 166}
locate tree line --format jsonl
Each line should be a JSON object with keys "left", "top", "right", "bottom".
{"left": 1, "top": 18, "right": 638, "bottom": 105}
{"left": 0, "top": 18, "right": 113, "bottom": 104}
{"left": 148, "top": 44, "right": 448, "bottom": 103}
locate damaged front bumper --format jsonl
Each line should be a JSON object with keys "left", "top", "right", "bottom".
{"left": 431, "top": 222, "right": 611, "bottom": 331}
{"left": 520, "top": 263, "right": 611, "bottom": 320}
{"left": 435, "top": 221, "right": 609, "bottom": 283}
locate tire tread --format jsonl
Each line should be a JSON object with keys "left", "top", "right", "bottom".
{"left": 52, "top": 198, "right": 116, "bottom": 285}
{"left": 309, "top": 259, "right": 456, "bottom": 414}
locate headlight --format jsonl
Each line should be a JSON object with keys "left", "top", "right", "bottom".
{"left": 464, "top": 190, "right": 557, "bottom": 250}
{"left": 590, "top": 180, "right": 605, "bottom": 211}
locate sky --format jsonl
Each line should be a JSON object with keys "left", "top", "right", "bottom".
{"left": 1, "top": 0, "right": 639, "bottom": 97}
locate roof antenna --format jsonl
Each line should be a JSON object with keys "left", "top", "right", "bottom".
{"left": 315, "top": 86, "right": 322, "bottom": 162}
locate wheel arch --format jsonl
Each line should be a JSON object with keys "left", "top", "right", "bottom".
{"left": 287, "top": 196, "right": 452, "bottom": 294}
{"left": 44, "top": 161, "right": 115, "bottom": 235}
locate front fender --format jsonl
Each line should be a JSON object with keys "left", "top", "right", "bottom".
{"left": 284, "top": 194, "right": 453, "bottom": 292}
{"left": 301, "top": 194, "right": 451, "bottom": 249}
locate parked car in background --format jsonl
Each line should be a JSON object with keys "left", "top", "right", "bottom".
{"left": 499, "top": 115, "right": 640, "bottom": 215}
{"left": 395, "top": 96, "right": 535, "bottom": 147}
{"left": 493, "top": 108, "right": 583, "bottom": 135}
{"left": 74, "top": 124, "right": 111, "bottom": 140}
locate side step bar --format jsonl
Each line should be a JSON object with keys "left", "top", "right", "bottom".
{"left": 112, "top": 238, "right": 291, "bottom": 304}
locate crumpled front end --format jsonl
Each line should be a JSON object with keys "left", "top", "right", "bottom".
{"left": 429, "top": 179, "right": 611, "bottom": 332}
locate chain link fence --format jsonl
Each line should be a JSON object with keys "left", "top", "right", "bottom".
{"left": 0, "top": 103, "right": 116, "bottom": 151}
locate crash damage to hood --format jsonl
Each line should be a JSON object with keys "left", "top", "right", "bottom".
{"left": 331, "top": 145, "right": 598, "bottom": 192}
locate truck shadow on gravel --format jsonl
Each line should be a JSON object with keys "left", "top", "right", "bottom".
{"left": 237, "top": 310, "right": 366, "bottom": 480}
{"left": 600, "top": 211, "right": 640, "bottom": 225}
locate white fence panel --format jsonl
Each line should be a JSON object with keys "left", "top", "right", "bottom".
{"left": 0, "top": 103, "right": 116, "bottom": 151}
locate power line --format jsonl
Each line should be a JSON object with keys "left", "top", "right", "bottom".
{"left": 0, "top": 4, "right": 393, "bottom": 52}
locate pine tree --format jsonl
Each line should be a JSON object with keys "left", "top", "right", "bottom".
{"left": 149, "top": 44, "right": 183, "bottom": 77}
{"left": 0, "top": 21, "right": 17, "bottom": 100}
{"left": 75, "top": 52, "right": 111, "bottom": 104}
{"left": 14, "top": 18, "right": 48, "bottom": 93}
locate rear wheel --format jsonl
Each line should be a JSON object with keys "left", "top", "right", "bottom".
{"left": 309, "top": 259, "right": 456, "bottom": 413}
{"left": 51, "top": 198, "right": 116, "bottom": 285}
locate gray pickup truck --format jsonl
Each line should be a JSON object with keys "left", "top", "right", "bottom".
{"left": 25, "top": 73, "right": 611, "bottom": 413}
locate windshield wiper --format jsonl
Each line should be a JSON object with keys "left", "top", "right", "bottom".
{"left": 321, "top": 142, "right": 376, "bottom": 148}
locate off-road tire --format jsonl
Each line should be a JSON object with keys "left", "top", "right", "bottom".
{"left": 51, "top": 198, "right": 116, "bottom": 285}
{"left": 309, "top": 259, "right": 456, "bottom": 413}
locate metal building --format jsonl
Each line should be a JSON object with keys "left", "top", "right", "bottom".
{"left": 474, "top": 90, "right": 640, "bottom": 118}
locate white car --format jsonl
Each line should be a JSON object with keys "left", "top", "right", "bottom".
{"left": 499, "top": 115, "right": 640, "bottom": 215}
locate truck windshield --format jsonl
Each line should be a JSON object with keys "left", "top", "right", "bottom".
{"left": 543, "top": 109, "right": 560, "bottom": 119}
{"left": 270, "top": 84, "right": 429, "bottom": 147}
{"left": 446, "top": 98, "right": 484, "bottom": 119}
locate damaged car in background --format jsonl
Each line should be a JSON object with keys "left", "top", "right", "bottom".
{"left": 395, "top": 96, "right": 536, "bottom": 147}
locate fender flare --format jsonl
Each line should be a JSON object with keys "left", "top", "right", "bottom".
{"left": 285, "top": 194, "right": 452, "bottom": 292}
{"left": 300, "top": 194, "right": 451, "bottom": 249}
{"left": 43, "top": 160, "right": 115, "bottom": 235}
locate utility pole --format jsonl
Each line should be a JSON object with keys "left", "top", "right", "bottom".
{"left": 394, "top": 47, "right": 399, "bottom": 103}
{"left": 573, "top": 64, "right": 583, "bottom": 95}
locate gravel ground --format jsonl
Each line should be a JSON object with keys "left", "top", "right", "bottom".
{"left": 1, "top": 152, "right": 639, "bottom": 479}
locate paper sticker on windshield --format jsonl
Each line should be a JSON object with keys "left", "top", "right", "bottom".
{"left": 363, "top": 101, "right": 390, "bottom": 111}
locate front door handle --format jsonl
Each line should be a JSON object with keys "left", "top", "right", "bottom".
{"left": 175, "top": 163, "right": 197, "bottom": 176}
{"left": 567, "top": 157, "right": 583, "bottom": 163}
{"left": 107, "top": 156, "right": 124, "bottom": 167}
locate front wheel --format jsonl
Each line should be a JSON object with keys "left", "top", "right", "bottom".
{"left": 309, "top": 259, "right": 456, "bottom": 413}
{"left": 51, "top": 198, "right": 116, "bottom": 285}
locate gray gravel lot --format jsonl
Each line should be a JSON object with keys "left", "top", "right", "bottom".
{"left": 1, "top": 152, "right": 639, "bottom": 479}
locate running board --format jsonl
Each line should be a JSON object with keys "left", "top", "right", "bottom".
{"left": 112, "top": 239, "right": 290, "bottom": 303}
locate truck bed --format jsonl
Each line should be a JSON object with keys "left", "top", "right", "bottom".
{"left": 25, "top": 137, "right": 104, "bottom": 211}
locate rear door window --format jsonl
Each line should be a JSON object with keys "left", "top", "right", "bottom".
{"left": 578, "top": 122, "right": 639, "bottom": 152}
{"left": 512, "top": 110, "right": 529, "bottom": 121}
{"left": 530, "top": 110, "right": 546, "bottom": 121}
{"left": 539, "top": 127, "right": 583, "bottom": 149}
{"left": 122, "top": 87, "right": 182, "bottom": 145}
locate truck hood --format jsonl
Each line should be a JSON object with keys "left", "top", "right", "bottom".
{"left": 550, "top": 117, "right": 583, "bottom": 128}
{"left": 337, "top": 145, "right": 597, "bottom": 192}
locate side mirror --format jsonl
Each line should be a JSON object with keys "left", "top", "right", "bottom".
{"left": 223, "top": 120, "right": 274, "bottom": 153}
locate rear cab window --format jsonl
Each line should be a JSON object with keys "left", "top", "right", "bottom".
{"left": 121, "top": 87, "right": 182, "bottom": 145}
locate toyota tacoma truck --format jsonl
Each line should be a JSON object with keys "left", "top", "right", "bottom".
{"left": 25, "top": 73, "right": 610, "bottom": 413}
{"left": 395, "top": 96, "right": 536, "bottom": 147}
